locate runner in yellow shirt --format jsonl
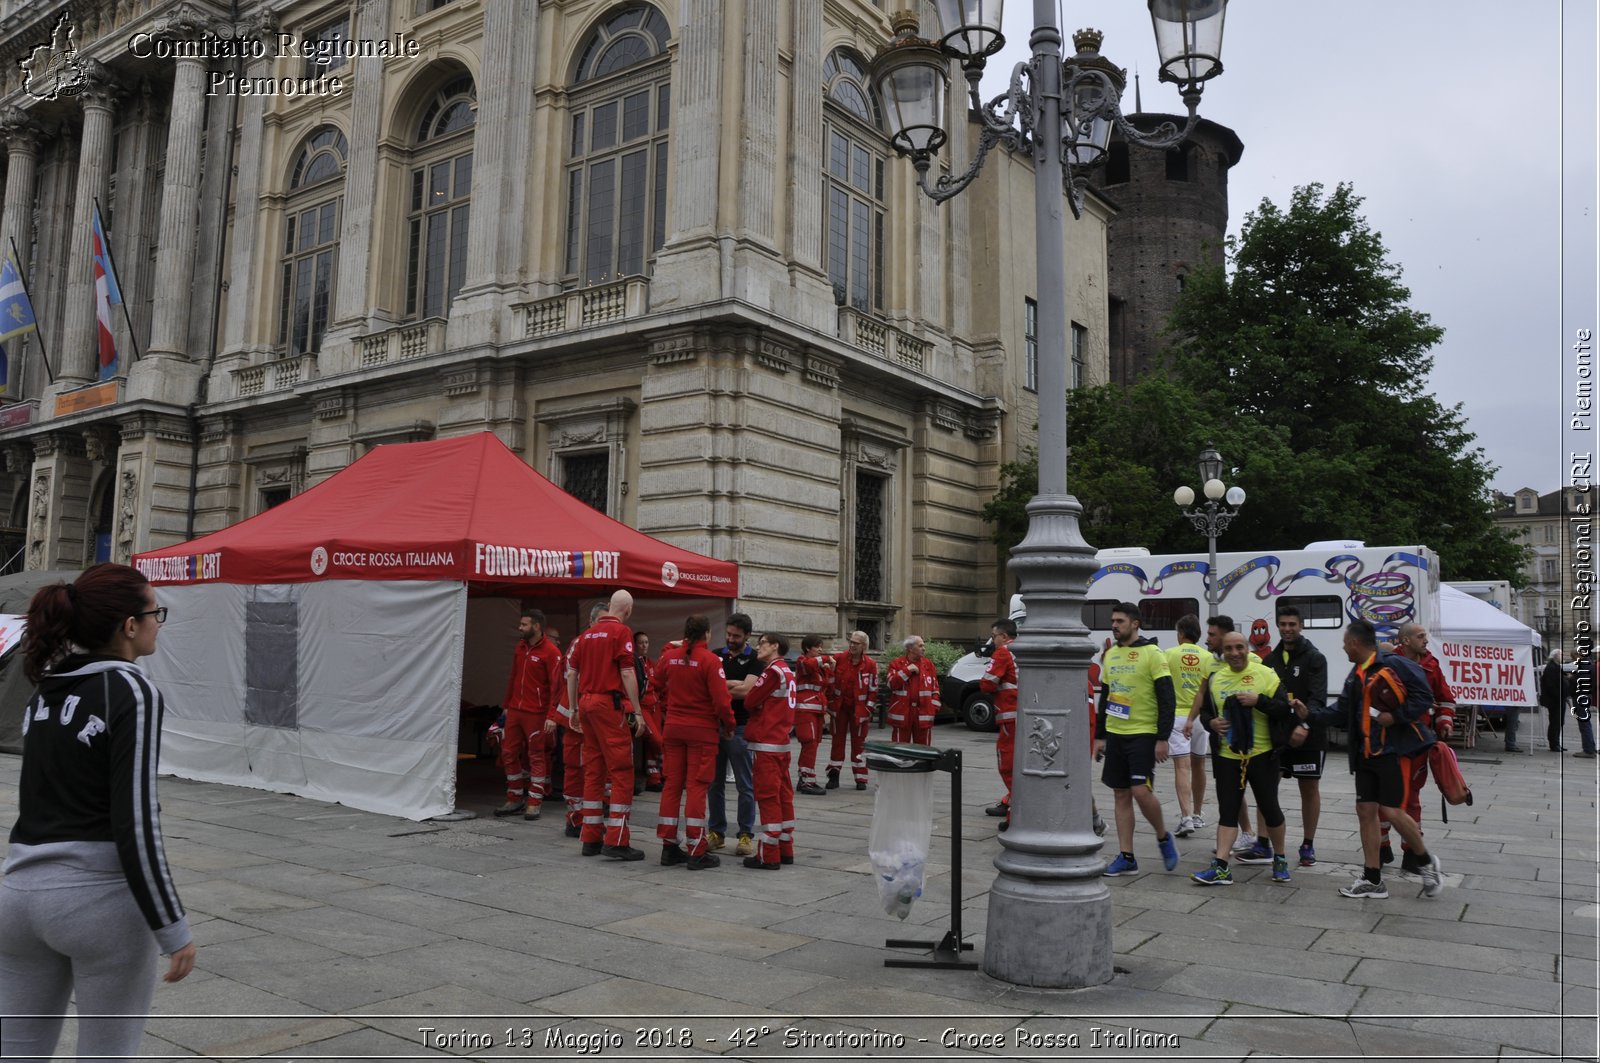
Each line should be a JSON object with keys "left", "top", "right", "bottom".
{"left": 1094, "top": 603, "right": 1180, "bottom": 876}
{"left": 1164, "top": 615, "right": 1210, "bottom": 838}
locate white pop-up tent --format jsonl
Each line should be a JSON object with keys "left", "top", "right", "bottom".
{"left": 1434, "top": 583, "right": 1542, "bottom": 708}
{"left": 132, "top": 433, "right": 739, "bottom": 820}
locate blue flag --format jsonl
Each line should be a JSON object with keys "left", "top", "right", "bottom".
{"left": 0, "top": 254, "right": 41, "bottom": 395}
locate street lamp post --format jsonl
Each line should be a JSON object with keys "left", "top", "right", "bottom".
{"left": 1172, "top": 445, "right": 1247, "bottom": 618}
{"left": 871, "top": 0, "right": 1226, "bottom": 987}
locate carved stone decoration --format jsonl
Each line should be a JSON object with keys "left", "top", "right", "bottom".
{"left": 26, "top": 472, "right": 49, "bottom": 571}
{"left": 3, "top": 445, "right": 30, "bottom": 473}
{"left": 856, "top": 440, "right": 896, "bottom": 471}
{"left": 82, "top": 426, "right": 117, "bottom": 463}
{"left": 755, "top": 338, "right": 794, "bottom": 374}
{"left": 114, "top": 468, "right": 138, "bottom": 563}
{"left": 648, "top": 333, "right": 697, "bottom": 365}
{"left": 964, "top": 407, "right": 1001, "bottom": 441}
{"left": 155, "top": 3, "right": 224, "bottom": 41}
{"left": 930, "top": 401, "right": 963, "bottom": 433}
{"left": 0, "top": 107, "right": 41, "bottom": 150}
{"left": 803, "top": 351, "right": 841, "bottom": 389}
{"left": 313, "top": 391, "right": 349, "bottom": 421}
{"left": 1022, "top": 711, "right": 1069, "bottom": 778}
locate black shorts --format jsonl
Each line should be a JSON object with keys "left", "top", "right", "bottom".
{"left": 1280, "top": 749, "right": 1326, "bottom": 780}
{"left": 1101, "top": 732, "right": 1157, "bottom": 790}
{"left": 1353, "top": 753, "right": 1406, "bottom": 807}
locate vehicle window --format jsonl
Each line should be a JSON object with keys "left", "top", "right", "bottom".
{"left": 1082, "top": 599, "right": 1117, "bottom": 630}
{"left": 1138, "top": 598, "right": 1199, "bottom": 631}
{"left": 1278, "top": 595, "right": 1343, "bottom": 629}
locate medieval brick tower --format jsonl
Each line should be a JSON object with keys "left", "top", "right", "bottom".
{"left": 1088, "top": 112, "right": 1244, "bottom": 384}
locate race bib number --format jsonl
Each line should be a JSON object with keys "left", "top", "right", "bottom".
{"left": 1106, "top": 693, "right": 1132, "bottom": 720}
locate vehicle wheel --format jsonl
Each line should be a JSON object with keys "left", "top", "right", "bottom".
{"left": 963, "top": 692, "right": 998, "bottom": 732}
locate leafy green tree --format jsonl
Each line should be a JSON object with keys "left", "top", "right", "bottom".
{"left": 985, "top": 182, "right": 1528, "bottom": 585}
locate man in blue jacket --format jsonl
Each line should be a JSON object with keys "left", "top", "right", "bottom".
{"left": 1296, "top": 619, "right": 1442, "bottom": 900}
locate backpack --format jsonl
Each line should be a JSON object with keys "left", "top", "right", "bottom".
{"left": 1427, "top": 740, "right": 1473, "bottom": 821}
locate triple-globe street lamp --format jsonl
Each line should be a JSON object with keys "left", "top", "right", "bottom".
{"left": 1173, "top": 445, "right": 1248, "bottom": 619}
{"left": 870, "top": 0, "right": 1227, "bottom": 987}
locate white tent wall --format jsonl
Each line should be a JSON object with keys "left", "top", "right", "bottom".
{"left": 1435, "top": 584, "right": 1542, "bottom": 708}
{"left": 149, "top": 580, "right": 468, "bottom": 820}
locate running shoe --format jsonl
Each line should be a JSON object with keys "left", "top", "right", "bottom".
{"left": 1174, "top": 815, "right": 1195, "bottom": 838}
{"left": 1092, "top": 812, "right": 1107, "bottom": 837}
{"left": 1191, "top": 859, "right": 1233, "bottom": 886}
{"left": 1234, "top": 841, "right": 1274, "bottom": 865}
{"left": 1158, "top": 832, "right": 1180, "bottom": 871}
{"left": 1339, "top": 878, "right": 1389, "bottom": 899}
{"left": 1230, "top": 831, "right": 1258, "bottom": 855}
{"left": 1103, "top": 853, "right": 1139, "bottom": 877}
{"left": 1419, "top": 853, "right": 1443, "bottom": 898}
{"left": 1298, "top": 842, "right": 1316, "bottom": 867}
{"left": 1271, "top": 855, "right": 1291, "bottom": 883}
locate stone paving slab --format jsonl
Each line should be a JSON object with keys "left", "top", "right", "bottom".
{"left": 3, "top": 721, "right": 1596, "bottom": 1061}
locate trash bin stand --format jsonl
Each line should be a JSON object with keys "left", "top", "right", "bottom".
{"left": 870, "top": 744, "right": 978, "bottom": 971}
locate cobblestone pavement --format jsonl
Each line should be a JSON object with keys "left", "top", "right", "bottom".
{"left": 1, "top": 716, "right": 1596, "bottom": 1061}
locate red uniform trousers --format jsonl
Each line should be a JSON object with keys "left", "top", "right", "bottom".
{"left": 888, "top": 701, "right": 933, "bottom": 746}
{"left": 656, "top": 737, "right": 718, "bottom": 856}
{"left": 1380, "top": 752, "right": 1431, "bottom": 850}
{"left": 794, "top": 708, "right": 825, "bottom": 785}
{"left": 996, "top": 719, "right": 1016, "bottom": 804}
{"left": 641, "top": 703, "right": 665, "bottom": 787}
{"left": 500, "top": 708, "right": 550, "bottom": 808}
{"left": 750, "top": 746, "right": 795, "bottom": 866}
{"left": 558, "top": 723, "right": 585, "bottom": 831}
{"left": 828, "top": 707, "right": 870, "bottom": 785}
{"left": 578, "top": 695, "right": 635, "bottom": 846}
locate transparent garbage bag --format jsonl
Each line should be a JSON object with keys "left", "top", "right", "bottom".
{"left": 867, "top": 770, "right": 935, "bottom": 920}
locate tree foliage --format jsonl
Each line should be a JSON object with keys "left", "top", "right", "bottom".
{"left": 986, "top": 182, "right": 1529, "bottom": 585}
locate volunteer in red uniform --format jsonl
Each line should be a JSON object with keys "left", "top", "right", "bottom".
{"left": 652, "top": 615, "right": 734, "bottom": 870}
{"left": 793, "top": 636, "right": 833, "bottom": 795}
{"left": 552, "top": 621, "right": 590, "bottom": 838}
{"left": 1383, "top": 621, "right": 1457, "bottom": 871}
{"left": 827, "top": 631, "right": 879, "bottom": 790}
{"left": 566, "top": 591, "right": 646, "bottom": 861}
{"left": 495, "top": 609, "right": 564, "bottom": 820}
{"left": 887, "top": 635, "right": 941, "bottom": 745}
{"left": 635, "top": 631, "right": 664, "bottom": 791}
{"left": 982, "top": 619, "right": 1019, "bottom": 820}
{"left": 733, "top": 634, "right": 797, "bottom": 869}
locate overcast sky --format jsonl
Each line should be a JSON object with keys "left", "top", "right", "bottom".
{"left": 980, "top": 0, "right": 1594, "bottom": 496}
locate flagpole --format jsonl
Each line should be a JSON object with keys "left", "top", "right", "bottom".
{"left": 92, "top": 196, "right": 141, "bottom": 366}
{"left": 7, "top": 236, "right": 51, "bottom": 385}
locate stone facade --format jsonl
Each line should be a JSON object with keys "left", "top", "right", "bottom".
{"left": 0, "top": 0, "right": 1111, "bottom": 646}
{"left": 1086, "top": 112, "right": 1242, "bottom": 385}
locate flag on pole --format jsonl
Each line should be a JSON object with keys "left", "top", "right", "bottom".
{"left": 0, "top": 253, "right": 41, "bottom": 396}
{"left": 91, "top": 203, "right": 123, "bottom": 381}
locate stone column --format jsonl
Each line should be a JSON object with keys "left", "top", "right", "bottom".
{"left": 144, "top": 55, "right": 208, "bottom": 360}
{"left": 321, "top": 0, "right": 391, "bottom": 368}
{"left": 26, "top": 432, "right": 92, "bottom": 569}
{"left": 218, "top": 11, "right": 279, "bottom": 372}
{"left": 449, "top": 0, "right": 540, "bottom": 349}
{"left": 737, "top": 1, "right": 777, "bottom": 248}
{"left": 56, "top": 63, "right": 119, "bottom": 387}
{"left": 0, "top": 109, "right": 41, "bottom": 398}
{"left": 782, "top": 0, "right": 837, "bottom": 332}
{"left": 648, "top": 0, "right": 724, "bottom": 309}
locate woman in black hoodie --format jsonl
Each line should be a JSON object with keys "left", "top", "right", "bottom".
{"left": 0, "top": 563, "right": 194, "bottom": 1059}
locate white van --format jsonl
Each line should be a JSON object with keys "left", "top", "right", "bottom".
{"left": 941, "top": 542, "right": 1441, "bottom": 722}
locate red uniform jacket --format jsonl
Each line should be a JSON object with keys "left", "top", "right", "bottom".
{"left": 830, "top": 652, "right": 879, "bottom": 720}
{"left": 980, "top": 643, "right": 1018, "bottom": 725}
{"left": 570, "top": 616, "right": 635, "bottom": 699}
{"left": 887, "top": 655, "right": 941, "bottom": 722}
{"left": 1413, "top": 649, "right": 1457, "bottom": 731}
{"left": 794, "top": 654, "right": 832, "bottom": 714}
{"left": 654, "top": 642, "right": 735, "bottom": 744}
{"left": 504, "top": 636, "right": 563, "bottom": 714}
{"left": 745, "top": 659, "right": 796, "bottom": 749}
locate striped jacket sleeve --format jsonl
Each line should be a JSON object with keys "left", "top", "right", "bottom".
{"left": 108, "top": 668, "right": 191, "bottom": 955}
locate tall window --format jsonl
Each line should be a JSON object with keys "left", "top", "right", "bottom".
{"left": 565, "top": 4, "right": 671, "bottom": 287}
{"left": 279, "top": 127, "right": 346, "bottom": 355}
{"left": 1071, "top": 321, "right": 1087, "bottom": 388}
{"left": 562, "top": 452, "right": 611, "bottom": 515}
{"left": 302, "top": 15, "right": 349, "bottom": 78}
{"left": 406, "top": 75, "right": 476, "bottom": 319}
{"left": 823, "top": 49, "right": 886, "bottom": 313}
{"left": 1023, "top": 298, "right": 1038, "bottom": 392}
{"left": 854, "top": 470, "right": 886, "bottom": 602}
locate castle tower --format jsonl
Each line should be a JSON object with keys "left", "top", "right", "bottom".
{"left": 1088, "top": 113, "right": 1243, "bottom": 384}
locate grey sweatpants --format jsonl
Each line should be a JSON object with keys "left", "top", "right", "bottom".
{"left": 0, "top": 877, "right": 159, "bottom": 1062}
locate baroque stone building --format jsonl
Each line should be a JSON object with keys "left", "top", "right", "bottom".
{"left": 1493, "top": 486, "right": 1586, "bottom": 653}
{"left": 0, "top": 0, "right": 1112, "bottom": 645}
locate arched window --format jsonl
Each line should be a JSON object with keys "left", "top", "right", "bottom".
{"left": 564, "top": 4, "right": 672, "bottom": 286}
{"left": 822, "top": 48, "right": 886, "bottom": 313}
{"left": 280, "top": 127, "right": 347, "bottom": 355}
{"left": 406, "top": 74, "right": 477, "bottom": 319}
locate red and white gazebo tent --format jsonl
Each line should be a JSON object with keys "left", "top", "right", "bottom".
{"left": 133, "top": 433, "right": 738, "bottom": 819}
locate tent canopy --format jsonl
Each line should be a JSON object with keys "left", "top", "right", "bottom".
{"left": 132, "top": 433, "right": 737, "bottom": 598}
{"left": 1438, "top": 584, "right": 1541, "bottom": 647}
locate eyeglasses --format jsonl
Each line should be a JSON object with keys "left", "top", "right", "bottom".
{"left": 136, "top": 607, "right": 169, "bottom": 624}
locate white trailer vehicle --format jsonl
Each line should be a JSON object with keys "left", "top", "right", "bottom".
{"left": 942, "top": 542, "right": 1441, "bottom": 724}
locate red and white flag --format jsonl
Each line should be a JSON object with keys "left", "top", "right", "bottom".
{"left": 91, "top": 203, "right": 123, "bottom": 381}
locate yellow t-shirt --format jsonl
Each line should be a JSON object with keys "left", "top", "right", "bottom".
{"left": 1101, "top": 641, "right": 1173, "bottom": 736}
{"left": 1206, "top": 658, "right": 1282, "bottom": 760}
{"left": 1165, "top": 643, "right": 1209, "bottom": 720}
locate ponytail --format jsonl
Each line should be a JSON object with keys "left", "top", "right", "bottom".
{"left": 22, "top": 563, "right": 152, "bottom": 682}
